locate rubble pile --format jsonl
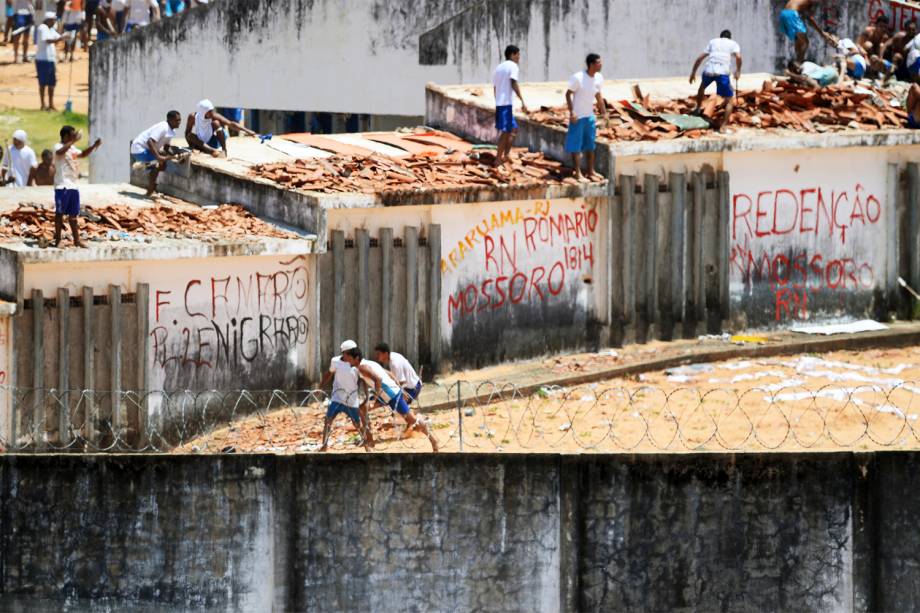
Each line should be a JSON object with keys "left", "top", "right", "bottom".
{"left": 528, "top": 80, "right": 909, "bottom": 141}
{"left": 250, "top": 150, "right": 593, "bottom": 193}
{"left": 0, "top": 203, "right": 297, "bottom": 243}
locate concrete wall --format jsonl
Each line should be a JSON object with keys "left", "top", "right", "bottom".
{"left": 89, "top": 0, "right": 872, "bottom": 183}
{"left": 2, "top": 452, "right": 920, "bottom": 611}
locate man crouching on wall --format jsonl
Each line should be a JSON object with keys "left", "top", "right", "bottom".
{"left": 319, "top": 339, "right": 374, "bottom": 452}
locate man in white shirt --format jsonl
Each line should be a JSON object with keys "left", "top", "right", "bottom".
{"left": 11, "top": 0, "right": 35, "bottom": 63}
{"left": 53, "top": 124, "right": 102, "bottom": 248}
{"left": 343, "top": 345, "right": 438, "bottom": 452}
{"left": 34, "top": 11, "right": 62, "bottom": 111}
{"left": 689, "top": 30, "right": 742, "bottom": 132}
{"left": 124, "top": 0, "right": 157, "bottom": 31}
{"left": 565, "top": 53, "right": 608, "bottom": 182}
{"left": 130, "top": 110, "right": 183, "bottom": 196}
{"left": 1, "top": 130, "right": 38, "bottom": 187}
{"left": 318, "top": 340, "right": 373, "bottom": 452}
{"left": 374, "top": 342, "right": 422, "bottom": 405}
{"left": 491, "top": 44, "right": 528, "bottom": 167}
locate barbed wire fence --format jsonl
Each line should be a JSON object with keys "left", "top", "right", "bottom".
{"left": 1, "top": 379, "right": 920, "bottom": 453}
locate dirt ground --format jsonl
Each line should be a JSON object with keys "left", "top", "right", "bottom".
{"left": 177, "top": 346, "right": 920, "bottom": 454}
{"left": 0, "top": 39, "right": 90, "bottom": 113}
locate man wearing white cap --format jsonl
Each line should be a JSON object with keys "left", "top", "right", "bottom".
{"left": 1, "top": 130, "right": 38, "bottom": 187}
{"left": 34, "top": 11, "right": 62, "bottom": 111}
{"left": 185, "top": 99, "right": 255, "bottom": 158}
{"left": 318, "top": 339, "right": 373, "bottom": 452}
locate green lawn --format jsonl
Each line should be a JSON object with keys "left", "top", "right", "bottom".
{"left": 0, "top": 106, "right": 89, "bottom": 157}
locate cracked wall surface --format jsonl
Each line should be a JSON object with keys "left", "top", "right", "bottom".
{"left": 0, "top": 453, "right": 916, "bottom": 611}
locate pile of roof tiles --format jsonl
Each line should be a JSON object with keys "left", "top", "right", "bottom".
{"left": 528, "top": 80, "right": 909, "bottom": 141}
{"left": 0, "top": 202, "right": 297, "bottom": 243}
{"left": 250, "top": 150, "right": 590, "bottom": 194}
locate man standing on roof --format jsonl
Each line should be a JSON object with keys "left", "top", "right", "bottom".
{"left": 130, "top": 110, "right": 183, "bottom": 196}
{"left": 342, "top": 345, "right": 439, "bottom": 452}
{"left": 374, "top": 342, "right": 423, "bottom": 405}
{"left": 1, "top": 130, "right": 38, "bottom": 187}
{"left": 319, "top": 340, "right": 373, "bottom": 452}
{"left": 565, "top": 53, "right": 608, "bottom": 183}
{"left": 779, "top": 0, "right": 820, "bottom": 63}
{"left": 491, "top": 44, "right": 528, "bottom": 167}
{"left": 185, "top": 99, "right": 256, "bottom": 158}
{"left": 52, "top": 124, "right": 102, "bottom": 248}
{"left": 689, "top": 30, "right": 742, "bottom": 132}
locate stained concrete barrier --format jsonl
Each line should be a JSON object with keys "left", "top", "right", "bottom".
{"left": 0, "top": 453, "right": 917, "bottom": 611}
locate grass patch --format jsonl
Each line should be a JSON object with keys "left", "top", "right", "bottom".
{"left": 0, "top": 106, "right": 88, "bottom": 156}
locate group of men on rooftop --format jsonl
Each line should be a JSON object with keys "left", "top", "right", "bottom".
{"left": 491, "top": 2, "right": 920, "bottom": 172}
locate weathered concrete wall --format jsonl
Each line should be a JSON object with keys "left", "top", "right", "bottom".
{"left": 2, "top": 452, "right": 920, "bottom": 611}
{"left": 90, "top": 0, "right": 872, "bottom": 183}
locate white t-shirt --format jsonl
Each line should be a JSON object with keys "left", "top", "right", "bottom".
{"left": 53, "top": 143, "right": 81, "bottom": 189}
{"left": 388, "top": 351, "right": 420, "bottom": 389}
{"left": 34, "top": 23, "right": 61, "bottom": 62}
{"left": 906, "top": 34, "right": 920, "bottom": 66}
{"left": 492, "top": 59, "right": 520, "bottom": 107}
{"left": 358, "top": 359, "right": 399, "bottom": 399}
{"left": 329, "top": 356, "right": 359, "bottom": 407}
{"left": 131, "top": 120, "right": 175, "bottom": 155}
{"left": 702, "top": 37, "right": 741, "bottom": 76}
{"left": 3, "top": 145, "right": 37, "bottom": 187}
{"left": 127, "top": 0, "right": 156, "bottom": 24}
{"left": 13, "top": 0, "right": 33, "bottom": 16}
{"left": 837, "top": 38, "right": 866, "bottom": 67}
{"left": 111, "top": 0, "right": 126, "bottom": 11}
{"left": 64, "top": 9, "right": 85, "bottom": 25}
{"left": 567, "top": 70, "right": 603, "bottom": 119}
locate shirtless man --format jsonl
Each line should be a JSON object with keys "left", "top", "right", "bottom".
{"left": 29, "top": 149, "right": 54, "bottom": 186}
{"left": 858, "top": 13, "right": 892, "bottom": 57}
{"left": 880, "top": 20, "right": 917, "bottom": 81}
{"left": 779, "top": 0, "right": 820, "bottom": 63}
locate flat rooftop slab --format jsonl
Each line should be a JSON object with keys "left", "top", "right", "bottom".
{"left": 428, "top": 75, "right": 920, "bottom": 156}
{"left": 0, "top": 183, "right": 316, "bottom": 263}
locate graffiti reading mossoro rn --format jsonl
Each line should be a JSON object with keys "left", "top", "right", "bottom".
{"left": 150, "top": 256, "right": 311, "bottom": 370}
{"left": 730, "top": 183, "right": 882, "bottom": 322}
{"left": 443, "top": 200, "right": 599, "bottom": 323}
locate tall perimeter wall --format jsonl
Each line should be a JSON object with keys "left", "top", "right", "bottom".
{"left": 89, "top": 0, "right": 871, "bottom": 183}
{"left": 2, "top": 453, "right": 920, "bottom": 611}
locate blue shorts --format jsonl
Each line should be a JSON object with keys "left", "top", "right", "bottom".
{"left": 380, "top": 385, "right": 410, "bottom": 415}
{"left": 779, "top": 8, "right": 806, "bottom": 41}
{"left": 908, "top": 114, "right": 920, "bottom": 130}
{"left": 206, "top": 130, "right": 226, "bottom": 149}
{"left": 495, "top": 105, "right": 517, "bottom": 133}
{"left": 13, "top": 14, "right": 32, "bottom": 29}
{"left": 97, "top": 30, "right": 110, "bottom": 41}
{"left": 326, "top": 401, "right": 360, "bottom": 423}
{"left": 403, "top": 380, "right": 423, "bottom": 405}
{"left": 848, "top": 60, "right": 866, "bottom": 79}
{"left": 131, "top": 150, "right": 158, "bottom": 164}
{"left": 63, "top": 22, "right": 81, "bottom": 32}
{"left": 910, "top": 57, "right": 920, "bottom": 77}
{"left": 565, "top": 115, "right": 596, "bottom": 153}
{"left": 5, "top": 6, "right": 13, "bottom": 17}
{"left": 35, "top": 60, "right": 56, "bottom": 87}
{"left": 124, "top": 22, "right": 139, "bottom": 32}
{"left": 702, "top": 73, "right": 733, "bottom": 98}
{"left": 55, "top": 188, "right": 80, "bottom": 217}
{"left": 115, "top": 10, "right": 125, "bottom": 30}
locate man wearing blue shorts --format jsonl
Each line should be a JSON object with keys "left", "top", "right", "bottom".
{"left": 34, "top": 12, "right": 62, "bottom": 110}
{"left": 491, "top": 44, "right": 528, "bottom": 167}
{"left": 319, "top": 340, "right": 373, "bottom": 452}
{"left": 908, "top": 84, "right": 920, "bottom": 130}
{"left": 130, "top": 110, "right": 183, "bottom": 196}
{"left": 374, "top": 342, "right": 423, "bottom": 405}
{"left": 780, "top": 0, "right": 819, "bottom": 63}
{"left": 11, "top": 0, "right": 35, "bottom": 63}
{"left": 53, "top": 125, "right": 102, "bottom": 248}
{"left": 565, "top": 53, "right": 608, "bottom": 182}
{"left": 689, "top": 30, "right": 742, "bottom": 132}
{"left": 343, "top": 346, "right": 438, "bottom": 452}
{"left": 3, "top": 2, "right": 14, "bottom": 44}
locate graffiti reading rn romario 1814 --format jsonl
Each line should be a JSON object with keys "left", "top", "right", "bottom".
{"left": 150, "top": 256, "right": 311, "bottom": 372}
{"left": 441, "top": 199, "right": 599, "bottom": 325}
{"left": 730, "top": 182, "right": 882, "bottom": 322}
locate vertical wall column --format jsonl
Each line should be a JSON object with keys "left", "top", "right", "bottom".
{"left": 57, "top": 288, "right": 70, "bottom": 444}
{"left": 82, "top": 286, "right": 95, "bottom": 444}
{"left": 331, "top": 230, "right": 345, "bottom": 348}
{"left": 31, "top": 288, "right": 43, "bottom": 445}
{"left": 380, "top": 227, "right": 394, "bottom": 345}
{"left": 427, "top": 224, "right": 441, "bottom": 372}
{"left": 109, "top": 284, "right": 123, "bottom": 439}
{"left": 405, "top": 226, "right": 419, "bottom": 366}
{"left": 136, "top": 283, "right": 150, "bottom": 446}
{"left": 356, "top": 229, "right": 370, "bottom": 351}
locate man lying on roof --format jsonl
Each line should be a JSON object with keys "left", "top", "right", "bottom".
{"left": 185, "top": 99, "right": 256, "bottom": 158}
{"left": 785, "top": 59, "right": 840, "bottom": 89}
{"left": 814, "top": 27, "right": 868, "bottom": 82}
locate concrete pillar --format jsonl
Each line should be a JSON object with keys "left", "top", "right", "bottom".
{"left": 620, "top": 175, "right": 637, "bottom": 344}
{"left": 332, "top": 230, "right": 345, "bottom": 347}
{"left": 31, "top": 288, "right": 43, "bottom": 445}
{"left": 884, "top": 163, "right": 899, "bottom": 319}
{"left": 356, "top": 228, "right": 370, "bottom": 351}
{"left": 380, "top": 227, "right": 393, "bottom": 344}
{"left": 82, "top": 286, "right": 94, "bottom": 444}
{"left": 908, "top": 163, "right": 920, "bottom": 316}
{"left": 109, "top": 284, "right": 122, "bottom": 438}
{"left": 669, "top": 172, "right": 688, "bottom": 337}
{"left": 427, "top": 223, "right": 442, "bottom": 373}
{"left": 136, "top": 283, "right": 150, "bottom": 446}
{"left": 609, "top": 179, "right": 625, "bottom": 347}
{"left": 691, "top": 172, "right": 706, "bottom": 326}
{"left": 717, "top": 171, "right": 731, "bottom": 323}
{"left": 657, "top": 181, "right": 674, "bottom": 342}
{"left": 405, "top": 226, "right": 419, "bottom": 365}
{"left": 702, "top": 181, "right": 722, "bottom": 334}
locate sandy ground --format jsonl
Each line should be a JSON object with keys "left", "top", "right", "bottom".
{"left": 0, "top": 37, "right": 89, "bottom": 113}
{"left": 177, "top": 346, "right": 920, "bottom": 455}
